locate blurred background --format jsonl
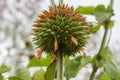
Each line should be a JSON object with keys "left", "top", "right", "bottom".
{"left": 0, "top": 0, "right": 120, "bottom": 80}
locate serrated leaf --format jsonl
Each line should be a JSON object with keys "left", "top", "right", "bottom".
{"left": 32, "top": 69, "right": 45, "bottom": 80}
{"left": 65, "top": 56, "right": 91, "bottom": 78}
{"left": 8, "top": 76, "right": 22, "bottom": 80}
{"left": 100, "top": 47, "right": 119, "bottom": 79}
{"left": 94, "top": 5, "right": 113, "bottom": 23}
{"left": 44, "top": 60, "right": 56, "bottom": 80}
{"left": 91, "top": 24, "right": 101, "bottom": 33}
{"left": 27, "top": 57, "right": 52, "bottom": 67}
{"left": 0, "top": 64, "right": 10, "bottom": 73}
{"left": 99, "top": 72, "right": 111, "bottom": 80}
{"left": 76, "top": 6, "right": 94, "bottom": 15}
{"left": 15, "top": 67, "right": 31, "bottom": 80}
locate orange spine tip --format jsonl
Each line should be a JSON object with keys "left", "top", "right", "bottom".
{"left": 54, "top": 39, "right": 58, "bottom": 51}
{"left": 80, "top": 47, "right": 87, "bottom": 58}
{"left": 71, "top": 36, "right": 78, "bottom": 46}
{"left": 51, "top": 53, "right": 56, "bottom": 61}
{"left": 37, "top": 55, "right": 41, "bottom": 59}
{"left": 37, "top": 47, "right": 43, "bottom": 59}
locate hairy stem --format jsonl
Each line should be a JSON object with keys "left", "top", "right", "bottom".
{"left": 57, "top": 50, "right": 64, "bottom": 80}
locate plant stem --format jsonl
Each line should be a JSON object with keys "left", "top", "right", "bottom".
{"left": 107, "top": 29, "right": 112, "bottom": 46}
{"left": 59, "top": 0, "right": 63, "bottom": 6}
{"left": 97, "top": 24, "right": 109, "bottom": 58}
{"left": 66, "top": 73, "right": 69, "bottom": 80}
{"left": 89, "top": 0, "right": 114, "bottom": 80}
{"left": 89, "top": 23, "right": 109, "bottom": 80}
{"left": 50, "top": 0, "right": 55, "bottom": 5}
{"left": 57, "top": 50, "right": 64, "bottom": 80}
{"left": 89, "top": 67, "right": 97, "bottom": 80}
{"left": 110, "top": 0, "right": 113, "bottom": 8}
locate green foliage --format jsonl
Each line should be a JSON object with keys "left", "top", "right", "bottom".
{"left": 108, "top": 20, "right": 114, "bottom": 28}
{"left": 28, "top": 57, "right": 52, "bottom": 67}
{"left": 94, "top": 5, "right": 113, "bottom": 23}
{"left": 0, "top": 64, "right": 10, "bottom": 80}
{"left": 13, "top": 67, "right": 31, "bottom": 80}
{"left": 9, "top": 77, "right": 22, "bottom": 80}
{"left": 44, "top": 60, "right": 57, "bottom": 80}
{"left": 0, "top": 74, "right": 4, "bottom": 80}
{"left": 76, "top": 6, "right": 94, "bottom": 15}
{"left": 0, "top": 64, "right": 10, "bottom": 73}
{"left": 32, "top": 69, "right": 45, "bottom": 80}
{"left": 99, "top": 72, "right": 111, "bottom": 80}
{"left": 1, "top": 1, "right": 118, "bottom": 80}
{"left": 90, "top": 24, "right": 101, "bottom": 33}
{"left": 65, "top": 56, "right": 91, "bottom": 78}
{"left": 100, "top": 47, "right": 119, "bottom": 79}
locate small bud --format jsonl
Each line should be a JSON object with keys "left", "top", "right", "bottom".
{"left": 71, "top": 36, "right": 78, "bottom": 46}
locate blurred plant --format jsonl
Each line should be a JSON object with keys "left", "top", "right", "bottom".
{"left": 0, "top": 0, "right": 120, "bottom": 80}
{"left": 0, "top": 0, "right": 43, "bottom": 68}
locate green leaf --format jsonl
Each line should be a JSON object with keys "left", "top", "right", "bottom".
{"left": 28, "top": 57, "right": 52, "bottom": 67}
{"left": 76, "top": 6, "right": 94, "bottom": 15}
{"left": 32, "top": 69, "right": 45, "bottom": 80}
{"left": 100, "top": 47, "right": 119, "bottom": 79}
{"left": 15, "top": 67, "right": 31, "bottom": 80}
{"left": 116, "top": 75, "right": 120, "bottom": 80}
{"left": 91, "top": 54, "right": 103, "bottom": 68}
{"left": 65, "top": 56, "right": 91, "bottom": 78}
{"left": 8, "top": 76, "right": 22, "bottom": 80}
{"left": 0, "top": 74, "right": 4, "bottom": 80}
{"left": 94, "top": 5, "right": 113, "bottom": 23}
{"left": 104, "top": 61, "right": 118, "bottom": 79}
{"left": 44, "top": 60, "right": 56, "bottom": 80}
{"left": 108, "top": 20, "right": 114, "bottom": 28}
{"left": 90, "top": 24, "right": 101, "bottom": 33}
{"left": 0, "top": 64, "right": 10, "bottom": 73}
{"left": 99, "top": 72, "right": 111, "bottom": 80}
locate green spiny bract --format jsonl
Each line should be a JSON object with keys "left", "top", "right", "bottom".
{"left": 32, "top": 5, "right": 89, "bottom": 58}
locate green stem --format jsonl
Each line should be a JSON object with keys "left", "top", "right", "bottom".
{"left": 89, "top": 0, "right": 114, "bottom": 80}
{"left": 107, "top": 29, "right": 112, "bottom": 46}
{"left": 89, "top": 23, "right": 109, "bottom": 80}
{"left": 59, "top": 0, "right": 63, "bottom": 6}
{"left": 110, "top": 0, "right": 113, "bottom": 8}
{"left": 66, "top": 73, "right": 69, "bottom": 80}
{"left": 50, "top": 0, "right": 55, "bottom": 5}
{"left": 57, "top": 50, "right": 64, "bottom": 80}
{"left": 89, "top": 67, "right": 97, "bottom": 80}
{"left": 97, "top": 24, "right": 109, "bottom": 58}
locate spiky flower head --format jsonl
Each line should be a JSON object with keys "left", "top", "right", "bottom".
{"left": 32, "top": 5, "right": 89, "bottom": 58}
